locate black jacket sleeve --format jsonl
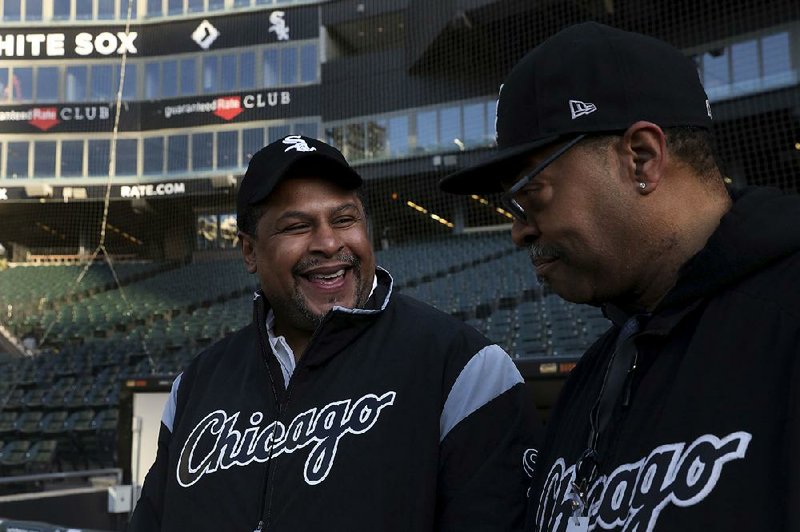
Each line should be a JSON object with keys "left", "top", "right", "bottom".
{"left": 436, "top": 378, "right": 543, "bottom": 531}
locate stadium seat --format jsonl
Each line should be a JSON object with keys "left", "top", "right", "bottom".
{"left": 0, "top": 412, "right": 19, "bottom": 437}
{"left": 0, "top": 440, "right": 32, "bottom": 474}
{"left": 15, "top": 411, "right": 44, "bottom": 437}
{"left": 25, "top": 440, "right": 59, "bottom": 473}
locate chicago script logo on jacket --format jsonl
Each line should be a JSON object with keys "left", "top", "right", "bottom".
{"left": 176, "top": 391, "right": 396, "bottom": 487}
{"left": 535, "top": 431, "right": 751, "bottom": 531}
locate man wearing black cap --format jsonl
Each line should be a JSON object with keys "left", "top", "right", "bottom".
{"left": 441, "top": 22, "right": 800, "bottom": 532}
{"left": 129, "top": 135, "right": 541, "bottom": 531}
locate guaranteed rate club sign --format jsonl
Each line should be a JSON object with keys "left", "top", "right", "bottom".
{"left": 0, "top": 30, "right": 138, "bottom": 59}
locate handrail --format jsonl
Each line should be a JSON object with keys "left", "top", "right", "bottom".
{"left": 0, "top": 467, "right": 122, "bottom": 486}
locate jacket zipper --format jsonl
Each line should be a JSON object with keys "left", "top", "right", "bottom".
{"left": 253, "top": 297, "right": 283, "bottom": 532}
{"left": 622, "top": 350, "right": 639, "bottom": 407}
{"left": 255, "top": 308, "right": 331, "bottom": 530}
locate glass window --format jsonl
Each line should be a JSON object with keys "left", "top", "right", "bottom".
{"left": 761, "top": 32, "right": 791, "bottom": 80}
{"left": 300, "top": 44, "right": 317, "bottom": 83}
{"left": 486, "top": 101, "right": 497, "bottom": 144}
{"left": 325, "top": 125, "right": 344, "bottom": 152}
{"left": 145, "top": 62, "right": 160, "bottom": 98}
{"left": 263, "top": 50, "right": 279, "bottom": 87}
{"left": 0, "top": 68, "right": 7, "bottom": 102}
{"left": 181, "top": 58, "right": 196, "bottom": 96}
{"left": 117, "top": 64, "right": 137, "bottom": 100}
{"left": 121, "top": 0, "right": 137, "bottom": 18}
{"left": 36, "top": 67, "right": 59, "bottom": 102}
{"left": 98, "top": 0, "right": 115, "bottom": 19}
{"left": 242, "top": 128, "right": 263, "bottom": 163}
{"left": 197, "top": 214, "right": 218, "bottom": 250}
{"left": 24, "top": 0, "right": 42, "bottom": 20}
{"left": 217, "top": 131, "right": 238, "bottom": 168}
{"left": 219, "top": 214, "right": 237, "bottom": 248}
{"left": 115, "top": 139, "right": 138, "bottom": 175}
{"left": 202, "top": 56, "right": 218, "bottom": 93}
{"left": 192, "top": 133, "right": 213, "bottom": 170}
{"left": 439, "top": 107, "right": 460, "bottom": 150}
{"left": 143, "top": 137, "right": 164, "bottom": 174}
{"left": 280, "top": 47, "right": 298, "bottom": 85}
{"left": 367, "top": 120, "right": 387, "bottom": 159}
{"left": 34, "top": 141, "right": 56, "bottom": 177}
{"left": 92, "top": 65, "right": 115, "bottom": 101}
{"left": 88, "top": 140, "right": 111, "bottom": 176}
{"left": 209, "top": 0, "right": 224, "bottom": 10}
{"left": 234, "top": 0, "right": 250, "bottom": 6}
{"left": 53, "top": 0, "right": 70, "bottom": 19}
{"left": 188, "top": 0, "right": 203, "bottom": 12}
{"left": 240, "top": 51, "right": 255, "bottom": 89}
{"left": 388, "top": 116, "right": 408, "bottom": 157}
{"left": 168, "top": 0, "right": 182, "bottom": 16}
{"left": 416, "top": 110, "right": 437, "bottom": 151}
{"left": 462, "top": 103, "right": 485, "bottom": 147}
{"left": 268, "top": 125, "right": 290, "bottom": 143}
{"left": 162, "top": 61, "right": 178, "bottom": 97}
{"left": 7, "top": 142, "right": 29, "bottom": 178}
{"left": 731, "top": 40, "right": 759, "bottom": 84}
{"left": 3, "top": 0, "right": 21, "bottom": 21}
{"left": 221, "top": 54, "right": 237, "bottom": 91}
{"left": 702, "top": 49, "right": 729, "bottom": 89}
{"left": 147, "top": 0, "right": 161, "bottom": 17}
{"left": 167, "top": 135, "right": 188, "bottom": 173}
{"left": 66, "top": 66, "right": 88, "bottom": 102}
{"left": 76, "top": 0, "right": 92, "bottom": 19}
{"left": 12, "top": 68, "right": 33, "bottom": 101}
{"left": 256, "top": 0, "right": 271, "bottom": 4}
{"left": 61, "top": 141, "right": 84, "bottom": 177}
{"left": 294, "top": 122, "right": 317, "bottom": 139}
{"left": 345, "top": 123, "right": 365, "bottom": 161}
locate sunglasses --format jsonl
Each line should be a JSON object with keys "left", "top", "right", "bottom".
{"left": 500, "top": 134, "right": 586, "bottom": 223}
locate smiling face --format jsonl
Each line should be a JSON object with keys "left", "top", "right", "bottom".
{"left": 241, "top": 176, "right": 375, "bottom": 342}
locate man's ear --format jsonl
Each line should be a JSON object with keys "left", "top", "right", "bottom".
{"left": 240, "top": 232, "right": 257, "bottom": 273}
{"left": 619, "top": 121, "right": 667, "bottom": 194}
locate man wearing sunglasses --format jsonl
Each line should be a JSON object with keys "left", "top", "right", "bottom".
{"left": 441, "top": 22, "right": 800, "bottom": 532}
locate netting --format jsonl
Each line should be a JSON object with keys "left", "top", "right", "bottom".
{"left": 0, "top": 0, "right": 798, "bottom": 473}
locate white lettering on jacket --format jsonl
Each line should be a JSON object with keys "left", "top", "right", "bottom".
{"left": 535, "top": 431, "right": 751, "bottom": 532}
{"left": 177, "top": 391, "right": 396, "bottom": 487}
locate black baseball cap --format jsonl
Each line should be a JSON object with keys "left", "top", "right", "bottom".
{"left": 440, "top": 22, "right": 713, "bottom": 194}
{"left": 236, "top": 135, "right": 362, "bottom": 221}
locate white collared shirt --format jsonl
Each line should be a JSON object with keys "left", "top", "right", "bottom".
{"left": 265, "top": 274, "right": 378, "bottom": 387}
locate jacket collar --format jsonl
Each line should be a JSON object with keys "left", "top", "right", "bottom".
{"left": 252, "top": 267, "right": 394, "bottom": 368}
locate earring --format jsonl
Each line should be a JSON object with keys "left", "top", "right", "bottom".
{"left": 638, "top": 182, "right": 647, "bottom": 190}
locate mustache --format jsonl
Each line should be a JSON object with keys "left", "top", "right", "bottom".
{"left": 292, "top": 253, "right": 360, "bottom": 276}
{"left": 527, "top": 243, "right": 562, "bottom": 262}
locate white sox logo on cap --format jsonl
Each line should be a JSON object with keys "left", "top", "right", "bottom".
{"left": 282, "top": 135, "right": 316, "bottom": 153}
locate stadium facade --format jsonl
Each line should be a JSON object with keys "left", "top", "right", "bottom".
{"left": 0, "top": 0, "right": 798, "bottom": 255}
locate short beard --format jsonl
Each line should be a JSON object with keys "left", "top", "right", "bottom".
{"left": 527, "top": 243, "right": 563, "bottom": 287}
{"left": 287, "top": 253, "right": 366, "bottom": 331}
{"left": 527, "top": 242, "right": 562, "bottom": 263}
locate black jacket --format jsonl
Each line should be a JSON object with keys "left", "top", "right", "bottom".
{"left": 130, "top": 268, "right": 541, "bottom": 531}
{"left": 526, "top": 187, "right": 800, "bottom": 531}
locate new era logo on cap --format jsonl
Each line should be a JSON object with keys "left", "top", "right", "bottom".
{"left": 569, "top": 99, "right": 597, "bottom": 119}
{"left": 282, "top": 135, "right": 317, "bottom": 153}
